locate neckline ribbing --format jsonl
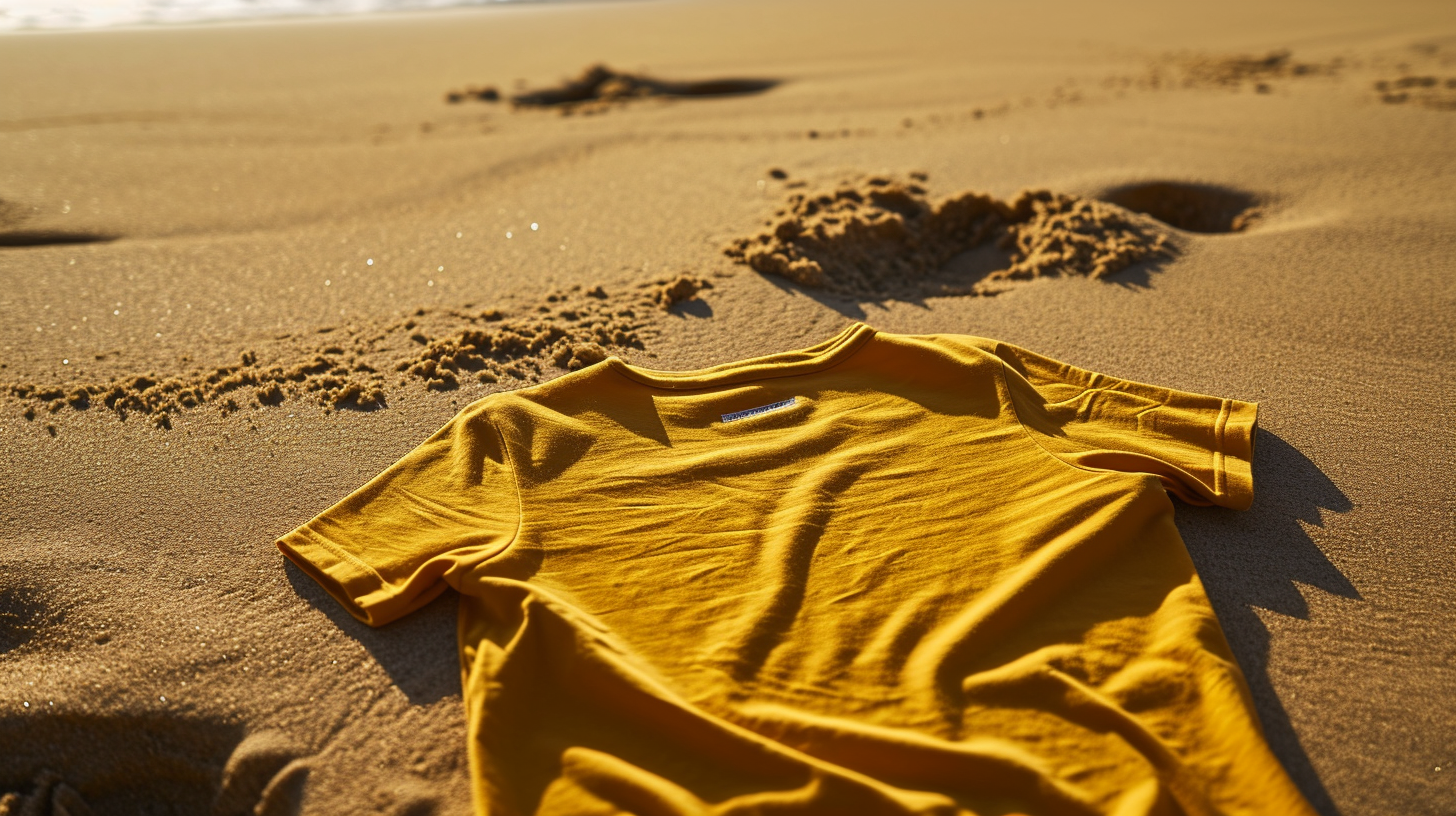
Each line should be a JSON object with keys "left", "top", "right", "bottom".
{"left": 605, "top": 322, "right": 877, "bottom": 390}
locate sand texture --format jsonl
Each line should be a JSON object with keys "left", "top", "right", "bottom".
{"left": 2, "top": 0, "right": 1454, "bottom": 813}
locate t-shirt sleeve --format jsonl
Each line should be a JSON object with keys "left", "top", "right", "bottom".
{"left": 980, "top": 339, "right": 1258, "bottom": 510}
{"left": 276, "top": 398, "right": 520, "bottom": 627}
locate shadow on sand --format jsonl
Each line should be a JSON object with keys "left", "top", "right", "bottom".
{"left": 283, "top": 561, "right": 461, "bottom": 708}
{"left": 1176, "top": 428, "right": 1356, "bottom": 815}
{"left": 0, "top": 713, "right": 244, "bottom": 815}
{"left": 761, "top": 249, "right": 1170, "bottom": 321}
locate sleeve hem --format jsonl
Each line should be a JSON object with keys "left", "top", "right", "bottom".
{"left": 1216, "top": 398, "right": 1258, "bottom": 511}
{"left": 276, "top": 526, "right": 397, "bottom": 627}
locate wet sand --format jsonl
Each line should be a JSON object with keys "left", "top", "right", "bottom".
{"left": 2, "top": 0, "right": 1454, "bottom": 813}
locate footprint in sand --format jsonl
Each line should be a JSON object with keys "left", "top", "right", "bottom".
{"left": 1, "top": 715, "right": 244, "bottom": 816}
{"left": 0, "top": 726, "right": 313, "bottom": 816}
{"left": 214, "top": 731, "right": 309, "bottom": 816}
{"left": 0, "top": 728, "right": 319, "bottom": 816}
{"left": 0, "top": 770, "right": 94, "bottom": 816}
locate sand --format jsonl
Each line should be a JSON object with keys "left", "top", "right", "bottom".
{"left": 722, "top": 175, "right": 1172, "bottom": 297}
{"left": 1, "top": 0, "right": 1454, "bottom": 813}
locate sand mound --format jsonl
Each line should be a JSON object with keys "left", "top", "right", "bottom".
{"left": 650, "top": 275, "right": 712, "bottom": 309}
{"left": 394, "top": 284, "right": 651, "bottom": 392}
{"left": 3, "top": 278, "right": 709, "bottom": 431}
{"left": 509, "top": 64, "right": 777, "bottom": 114}
{"left": 723, "top": 176, "right": 1171, "bottom": 301}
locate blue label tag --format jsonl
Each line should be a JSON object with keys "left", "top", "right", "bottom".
{"left": 721, "top": 397, "right": 798, "bottom": 423}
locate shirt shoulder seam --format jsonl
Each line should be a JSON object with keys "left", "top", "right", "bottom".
{"left": 992, "top": 355, "right": 1130, "bottom": 481}
{"left": 483, "top": 396, "right": 525, "bottom": 564}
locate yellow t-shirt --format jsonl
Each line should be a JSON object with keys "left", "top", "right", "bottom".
{"left": 279, "top": 323, "right": 1316, "bottom": 816}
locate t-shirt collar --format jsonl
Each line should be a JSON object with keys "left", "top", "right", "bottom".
{"left": 605, "top": 322, "right": 876, "bottom": 390}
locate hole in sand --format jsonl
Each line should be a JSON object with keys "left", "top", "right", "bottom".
{"left": 0, "top": 580, "right": 46, "bottom": 655}
{"left": 1099, "top": 182, "right": 1260, "bottom": 234}
{"left": 0, "top": 231, "right": 118, "bottom": 248}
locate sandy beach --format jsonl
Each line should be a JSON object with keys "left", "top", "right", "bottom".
{"left": 2, "top": 0, "right": 1454, "bottom": 813}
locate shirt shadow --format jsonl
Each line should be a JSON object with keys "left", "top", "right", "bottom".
{"left": 746, "top": 251, "right": 1170, "bottom": 320}
{"left": 283, "top": 560, "right": 461, "bottom": 707}
{"left": 1175, "top": 427, "right": 1357, "bottom": 816}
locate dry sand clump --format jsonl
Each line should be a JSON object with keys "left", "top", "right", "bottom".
{"left": 724, "top": 176, "right": 1171, "bottom": 301}
{"left": 443, "top": 84, "right": 500, "bottom": 104}
{"left": 650, "top": 275, "right": 712, "bottom": 310}
{"left": 1101, "top": 49, "right": 1343, "bottom": 97}
{"left": 1373, "top": 75, "right": 1456, "bottom": 109}
{"left": 506, "top": 64, "right": 777, "bottom": 114}
{"left": 3, "top": 278, "right": 709, "bottom": 432}
{"left": 1173, "top": 49, "right": 1340, "bottom": 90}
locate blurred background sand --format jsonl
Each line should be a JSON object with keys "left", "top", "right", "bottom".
{"left": 1, "top": 0, "right": 1454, "bottom": 813}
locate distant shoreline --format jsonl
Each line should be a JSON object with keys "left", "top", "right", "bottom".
{"left": 0, "top": 0, "right": 627, "bottom": 35}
